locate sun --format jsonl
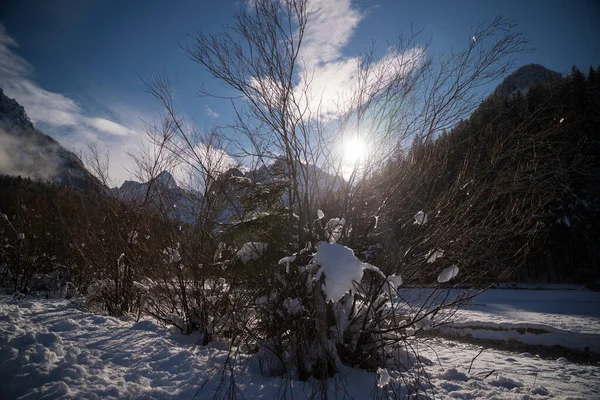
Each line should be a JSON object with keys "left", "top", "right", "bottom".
{"left": 341, "top": 136, "right": 369, "bottom": 179}
{"left": 343, "top": 137, "right": 367, "bottom": 164}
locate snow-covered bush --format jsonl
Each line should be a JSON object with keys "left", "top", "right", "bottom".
{"left": 246, "top": 237, "right": 443, "bottom": 382}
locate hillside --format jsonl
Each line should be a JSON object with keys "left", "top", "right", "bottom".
{"left": 373, "top": 64, "right": 600, "bottom": 285}
{"left": 492, "top": 63, "right": 562, "bottom": 97}
{"left": 0, "top": 88, "right": 102, "bottom": 191}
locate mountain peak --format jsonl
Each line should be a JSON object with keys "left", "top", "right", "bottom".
{"left": 494, "top": 64, "right": 562, "bottom": 98}
{"left": 0, "top": 88, "right": 34, "bottom": 130}
{"left": 155, "top": 170, "right": 177, "bottom": 189}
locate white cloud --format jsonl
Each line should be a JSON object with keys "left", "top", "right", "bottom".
{"left": 247, "top": 0, "right": 424, "bottom": 120}
{"left": 86, "top": 117, "right": 136, "bottom": 136}
{"left": 299, "top": 0, "right": 362, "bottom": 67}
{"left": 0, "top": 27, "right": 31, "bottom": 80}
{"left": 296, "top": 1, "right": 424, "bottom": 119}
{"left": 205, "top": 105, "right": 219, "bottom": 118}
{"left": 0, "top": 25, "right": 82, "bottom": 128}
{"left": 0, "top": 23, "right": 140, "bottom": 185}
{"left": 184, "top": 143, "right": 236, "bottom": 177}
{"left": 294, "top": 46, "right": 424, "bottom": 120}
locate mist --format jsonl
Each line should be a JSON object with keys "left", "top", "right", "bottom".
{"left": 0, "top": 127, "right": 58, "bottom": 181}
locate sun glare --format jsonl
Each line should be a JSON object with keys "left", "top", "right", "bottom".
{"left": 343, "top": 137, "right": 367, "bottom": 164}
{"left": 341, "top": 136, "right": 369, "bottom": 179}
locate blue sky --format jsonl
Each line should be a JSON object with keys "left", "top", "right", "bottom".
{"left": 1, "top": 0, "right": 599, "bottom": 185}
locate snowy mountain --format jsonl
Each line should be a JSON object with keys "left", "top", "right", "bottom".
{"left": 493, "top": 64, "right": 562, "bottom": 98}
{"left": 112, "top": 157, "right": 344, "bottom": 226}
{"left": 111, "top": 171, "right": 202, "bottom": 223}
{"left": 113, "top": 171, "right": 178, "bottom": 202}
{"left": 0, "top": 88, "right": 102, "bottom": 191}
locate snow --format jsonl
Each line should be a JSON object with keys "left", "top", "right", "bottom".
{"left": 383, "top": 274, "right": 403, "bottom": 298}
{"left": 438, "top": 367, "right": 469, "bottom": 381}
{"left": 413, "top": 210, "right": 428, "bottom": 225}
{"left": 278, "top": 255, "right": 296, "bottom": 273}
{"left": 324, "top": 218, "right": 345, "bottom": 243}
{"left": 278, "top": 255, "right": 296, "bottom": 266}
{"left": 488, "top": 375, "right": 523, "bottom": 389}
{"left": 387, "top": 274, "right": 403, "bottom": 289}
{"left": 1, "top": 298, "right": 207, "bottom": 399}
{"left": 133, "top": 281, "right": 150, "bottom": 292}
{"left": 1, "top": 288, "right": 599, "bottom": 399}
{"left": 444, "top": 287, "right": 600, "bottom": 352}
{"left": 437, "top": 265, "right": 459, "bottom": 282}
{"left": 229, "top": 175, "right": 252, "bottom": 184}
{"left": 312, "top": 242, "right": 383, "bottom": 302}
{"left": 423, "top": 338, "right": 600, "bottom": 399}
{"left": 317, "top": 209, "right": 324, "bottom": 219}
{"left": 425, "top": 248, "right": 444, "bottom": 263}
{"left": 376, "top": 367, "right": 390, "bottom": 387}
{"left": 236, "top": 242, "right": 268, "bottom": 264}
{"left": 163, "top": 247, "right": 181, "bottom": 264}
{"left": 0, "top": 295, "right": 379, "bottom": 399}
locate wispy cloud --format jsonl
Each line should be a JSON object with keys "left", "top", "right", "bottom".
{"left": 247, "top": 0, "right": 424, "bottom": 120}
{"left": 0, "top": 27, "right": 82, "bottom": 127}
{"left": 299, "top": 0, "right": 362, "bottom": 67}
{"left": 205, "top": 105, "right": 219, "bottom": 119}
{"left": 295, "top": 0, "right": 423, "bottom": 119}
{"left": 0, "top": 23, "right": 140, "bottom": 185}
{"left": 86, "top": 117, "right": 137, "bottom": 137}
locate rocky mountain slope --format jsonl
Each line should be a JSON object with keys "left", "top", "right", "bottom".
{"left": 111, "top": 170, "right": 202, "bottom": 223}
{"left": 0, "top": 88, "right": 102, "bottom": 191}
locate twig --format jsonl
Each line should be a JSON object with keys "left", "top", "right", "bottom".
{"left": 483, "top": 369, "right": 496, "bottom": 379}
{"left": 468, "top": 347, "right": 485, "bottom": 373}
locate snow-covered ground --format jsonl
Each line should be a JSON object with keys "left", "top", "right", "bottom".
{"left": 447, "top": 287, "right": 600, "bottom": 353}
{"left": 423, "top": 338, "right": 600, "bottom": 399}
{"left": 1, "top": 288, "right": 599, "bottom": 399}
